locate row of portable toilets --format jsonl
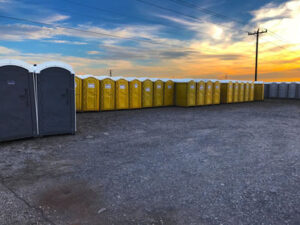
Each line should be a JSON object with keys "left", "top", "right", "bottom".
{"left": 264, "top": 82, "right": 300, "bottom": 99}
{"left": 0, "top": 59, "right": 265, "bottom": 142}
{"left": 0, "top": 60, "right": 76, "bottom": 142}
{"left": 75, "top": 75, "right": 265, "bottom": 112}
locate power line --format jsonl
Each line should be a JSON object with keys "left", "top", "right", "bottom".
{"left": 17, "top": 0, "right": 214, "bottom": 41}
{"left": 266, "top": 32, "right": 300, "bottom": 57}
{"left": 0, "top": 14, "right": 196, "bottom": 49}
{"left": 134, "top": 0, "right": 249, "bottom": 33}
{"left": 167, "top": 0, "right": 248, "bottom": 26}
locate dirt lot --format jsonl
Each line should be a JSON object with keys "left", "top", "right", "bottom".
{"left": 0, "top": 99, "right": 300, "bottom": 225}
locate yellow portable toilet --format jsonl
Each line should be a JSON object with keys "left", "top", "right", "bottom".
{"left": 175, "top": 80, "right": 196, "bottom": 107}
{"left": 238, "top": 82, "right": 245, "bottom": 102}
{"left": 213, "top": 81, "right": 221, "bottom": 105}
{"left": 164, "top": 80, "right": 174, "bottom": 106}
{"left": 75, "top": 76, "right": 82, "bottom": 112}
{"left": 142, "top": 79, "right": 154, "bottom": 108}
{"left": 153, "top": 80, "right": 164, "bottom": 107}
{"left": 115, "top": 78, "right": 129, "bottom": 110}
{"left": 82, "top": 76, "right": 100, "bottom": 111}
{"left": 249, "top": 82, "right": 255, "bottom": 101}
{"left": 205, "top": 80, "right": 213, "bottom": 105}
{"left": 196, "top": 80, "right": 205, "bottom": 106}
{"left": 128, "top": 78, "right": 142, "bottom": 109}
{"left": 100, "top": 78, "right": 115, "bottom": 111}
{"left": 254, "top": 82, "right": 264, "bottom": 101}
{"left": 233, "top": 82, "right": 239, "bottom": 103}
{"left": 220, "top": 81, "right": 233, "bottom": 104}
{"left": 244, "top": 82, "right": 250, "bottom": 102}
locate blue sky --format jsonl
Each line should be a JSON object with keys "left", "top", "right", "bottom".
{"left": 0, "top": 0, "right": 299, "bottom": 81}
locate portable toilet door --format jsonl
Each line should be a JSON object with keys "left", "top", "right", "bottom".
{"left": 238, "top": 83, "right": 245, "bottom": 102}
{"left": 249, "top": 83, "right": 255, "bottom": 101}
{"left": 205, "top": 80, "right": 213, "bottom": 105}
{"left": 35, "top": 62, "right": 76, "bottom": 136}
{"left": 175, "top": 80, "right": 196, "bottom": 107}
{"left": 100, "top": 78, "right": 115, "bottom": 111}
{"left": 296, "top": 83, "right": 300, "bottom": 99}
{"left": 233, "top": 82, "right": 239, "bottom": 103}
{"left": 288, "top": 83, "right": 297, "bottom": 99}
{"left": 269, "top": 83, "right": 278, "bottom": 98}
{"left": 142, "top": 79, "right": 153, "bottom": 108}
{"left": 244, "top": 83, "right": 250, "bottom": 102}
{"left": 213, "top": 81, "right": 221, "bottom": 105}
{"left": 278, "top": 83, "right": 288, "bottom": 99}
{"left": 254, "top": 82, "right": 264, "bottom": 101}
{"left": 187, "top": 80, "right": 196, "bottom": 106}
{"left": 129, "top": 79, "right": 142, "bottom": 109}
{"left": 153, "top": 80, "right": 164, "bottom": 107}
{"left": 82, "top": 77, "right": 100, "bottom": 112}
{"left": 220, "top": 81, "right": 233, "bottom": 104}
{"left": 164, "top": 80, "right": 174, "bottom": 106}
{"left": 116, "top": 79, "right": 129, "bottom": 110}
{"left": 264, "top": 83, "right": 270, "bottom": 99}
{"left": 75, "top": 76, "right": 82, "bottom": 112}
{"left": 196, "top": 80, "right": 205, "bottom": 106}
{"left": 0, "top": 60, "right": 37, "bottom": 142}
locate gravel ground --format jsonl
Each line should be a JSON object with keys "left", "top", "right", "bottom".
{"left": 0, "top": 99, "right": 300, "bottom": 225}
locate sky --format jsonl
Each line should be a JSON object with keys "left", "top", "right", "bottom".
{"left": 0, "top": 0, "right": 300, "bottom": 81}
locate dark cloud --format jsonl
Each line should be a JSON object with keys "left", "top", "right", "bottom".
{"left": 198, "top": 53, "right": 245, "bottom": 61}
{"left": 160, "top": 50, "right": 196, "bottom": 59}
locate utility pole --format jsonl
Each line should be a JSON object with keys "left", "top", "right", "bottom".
{"left": 248, "top": 28, "right": 267, "bottom": 81}
{"left": 109, "top": 69, "right": 112, "bottom": 77}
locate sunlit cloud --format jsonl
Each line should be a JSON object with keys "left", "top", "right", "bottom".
{"left": 87, "top": 51, "right": 101, "bottom": 55}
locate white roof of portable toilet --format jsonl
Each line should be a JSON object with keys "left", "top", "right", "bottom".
{"left": 0, "top": 59, "right": 35, "bottom": 73}
{"left": 35, "top": 61, "right": 75, "bottom": 74}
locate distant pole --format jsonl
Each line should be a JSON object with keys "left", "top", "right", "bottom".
{"left": 109, "top": 69, "right": 112, "bottom": 77}
{"left": 248, "top": 28, "right": 267, "bottom": 81}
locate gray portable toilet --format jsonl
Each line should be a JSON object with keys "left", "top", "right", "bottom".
{"left": 264, "top": 83, "right": 270, "bottom": 98}
{"left": 296, "top": 83, "right": 300, "bottom": 99}
{"left": 269, "top": 83, "right": 278, "bottom": 98}
{"left": 35, "top": 62, "right": 76, "bottom": 136}
{"left": 288, "top": 83, "right": 297, "bottom": 99}
{"left": 0, "top": 59, "right": 37, "bottom": 142}
{"left": 278, "top": 83, "right": 288, "bottom": 99}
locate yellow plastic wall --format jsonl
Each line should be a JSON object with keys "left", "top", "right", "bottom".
{"left": 82, "top": 77, "right": 100, "bottom": 111}
{"left": 116, "top": 79, "right": 129, "bottom": 110}
{"left": 164, "top": 80, "right": 174, "bottom": 106}
{"left": 220, "top": 82, "right": 233, "bottom": 104}
{"left": 129, "top": 79, "right": 142, "bottom": 109}
{"left": 213, "top": 81, "right": 221, "bottom": 105}
{"left": 75, "top": 77, "right": 82, "bottom": 112}
{"left": 205, "top": 81, "right": 213, "bottom": 105}
{"left": 100, "top": 78, "right": 115, "bottom": 111}
{"left": 249, "top": 83, "right": 255, "bottom": 101}
{"left": 233, "top": 82, "right": 239, "bottom": 103}
{"left": 254, "top": 84, "right": 264, "bottom": 101}
{"left": 196, "top": 81, "right": 205, "bottom": 106}
{"left": 238, "top": 83, "right": 245, "bottom": 102}
{"left": 142, "top": 80, "right": 153, "bottom": 108}
{"left": 153, "top": 80, "right": 164, "bottom": 107}
{"left": 244, "top": 83, "right": 250, "bottom": 102}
